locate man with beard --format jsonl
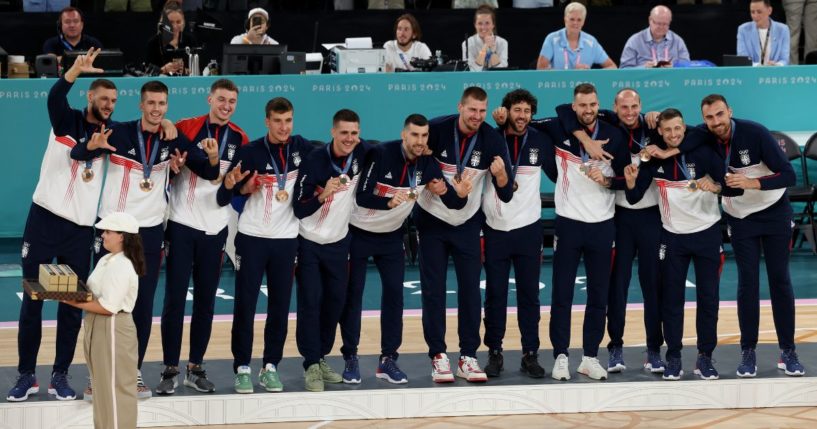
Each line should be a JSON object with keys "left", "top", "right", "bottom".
{"left": 383, "top": 14, "right": 433, "bottom": 72}
{"left": 338, "top": 114, "right": 468, "bottom": 384}
{"left": 71, "top": 80, "right": 219, "bottom": 398}
{"left": 535, "top": 83, "right": 629, "bottom": 382}
{"left": 8, "top": 48, "right": 115, "bottom": 402}
{"left": 416, "top": 86, "right": 514, "bottom": 383}
{"left": 155, "top": 79, "right": 250, "bottom": 396}
{"left": 624, "top": 108, "right": 724, "bottom": 381}
{"left": 480, "top": 89, "right": 556, "bottom": 379}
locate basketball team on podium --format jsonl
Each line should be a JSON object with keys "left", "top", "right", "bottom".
{"left": 8, "top": 0, "right": 805, "bottom": 419}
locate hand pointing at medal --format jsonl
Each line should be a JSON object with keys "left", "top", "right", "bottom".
{"left": 87, "top": 124, "right": 115, "bottom": 152}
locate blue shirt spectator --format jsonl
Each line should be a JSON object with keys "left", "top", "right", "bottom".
{"left": 536, "top": 2, "right": 615, "bottom": 70}
{"left": 620, "top": 6, "right": 690, "bottom": 68}
{"left": 737, "top": 0, "right": 790, "bottom": 66}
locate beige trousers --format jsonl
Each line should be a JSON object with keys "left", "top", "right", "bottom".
{"left": 84, "top": 312, "right": 138, "bottom": 429}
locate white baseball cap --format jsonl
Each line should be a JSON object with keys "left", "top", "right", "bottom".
{"left": 95, "top": 212, "right": 139, "bottom": 234}
{"left": 248, "top": 8, "right": 269, "bottom": 21}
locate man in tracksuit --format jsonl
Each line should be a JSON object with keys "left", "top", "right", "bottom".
{"left": 216, "top": 97, "right": 316, "bottom": 393}
{"left": 71, "top": 80, "right": 220, "bottom": 398}
{"left": 699, "top": 94, "right": 804, "bottom": 377}
{"left": 8, "top": 48, "right": 115, "bottom": 402}
{"left": 554, "top": 88, "right": 666, "bottom": 374}
{"left": 625, "top": 108, "right": 724, "bottom": 381}
{"left": 156, "top": 78, "right": 250, "bottom": 395}
{"left": 293, "top": 109, "right": 371, "bottom": 392}
{"left": 481, "top": 89, "right": 556, "bottom": 379}
{"left": 416, "top": 86, "right": 514, "bottom": 383}
{"left": 338, "top": 114, "right": 468, "bottom": 384}
{"left": 536, "top": 83, "right": 629, "bottom": 382}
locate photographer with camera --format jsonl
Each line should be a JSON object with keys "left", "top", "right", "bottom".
{"left": 231, "top": 8, "right": 279, "bottom": 45}
{"left": 146, "top": 0, "right": 199, "bottom": 75}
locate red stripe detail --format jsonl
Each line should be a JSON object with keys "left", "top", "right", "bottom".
{"left": 717, "top": 251, "right": 726, "bottom": 277}
{"left": 117, "top": 167, "right": 131, "bottom": 211}
{"left": 55, "top": 135, "right": 77, "bottom": 148}
{"left": 187, "top": 173, "right": 197, "bottom": 207}
{"left": 63, "top": 160, "right": 80, "bottom": 206}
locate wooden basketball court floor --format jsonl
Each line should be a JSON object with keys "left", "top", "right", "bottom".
{"left": 3, "top": 304, "right": 816, "bottom": 428}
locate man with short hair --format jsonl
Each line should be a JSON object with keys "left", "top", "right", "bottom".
{"left": 481, "top": 89, "right": 556, "bottom": 379}
{"left": 624, "top": 108, "right": 723, "bottom": 381}
{"left": 620, "top": 5, "right": 690, "bottom": 68}
{"left": 71, "top": 80, "right": 219, "bottom": 398}
{"left": 7, "top": 48, "right": 114, "bottom": 403}
{"left": 217, "top": 97, "right": 316, "bottom": 393}
{"left": 699, "top": 95, "right": 804, "bottom": 378}
{"left": 338, "top": 114, "right": 468, "bottom": 384}
{"left": 536, "top": 83, "right": 629, "bottom": 382}
{"left": 155, "top": 78, "right": 250, "bottom": 396}
{"left": 293, "top": 109, "right": 371, "bottom": 392}
{"left": 417, "top": 86, "right": 514, "bottom": 383}
{"left": 43, "top": 6, "right": 103, "bottom": 57}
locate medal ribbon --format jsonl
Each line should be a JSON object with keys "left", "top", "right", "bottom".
{"left": 579, "top": 123, "right": 600, "bottom": 164}
{"left": 510, "top": 131, "right": 529, "bottom": 181}
{"left": 623, "top": 115, "right": 647, "bottom": 152}
{"left": 453, "top": 126, "right": 479, "bottom": 176}
{"left": 264, "top": 136, "right": 290, "bottom": 192}
{"left": 136, "top": 120, "right": 160, "bottom": 181}
{"left": 400, "top": 147, "right": 418, "bottom": 189}
{"left": 205, "top": 120, "right": 231, "bottom": 160}
{"left": 722, "top": 119, "right": 736, "bottom": 171}
{"left": 326, "top": 143, "right": 354, "bottom": 178}
{"left": 676, "top": 154, "right": 693, "bottom": 181}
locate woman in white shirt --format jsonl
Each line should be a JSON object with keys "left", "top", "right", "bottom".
{"left": 462, "top": 4, "right": 509, "bottom": 71}
{"left": 383, "top": 13, "right": 432, "bottom": 72}
{"left": 62, "top": 212, "right": 143, "bottom": 429}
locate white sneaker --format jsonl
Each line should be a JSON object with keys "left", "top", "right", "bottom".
{"left": 551, "top": 353, "right": 571, "bottom": 381}
{"left": 431, "top": 353, "right": 455, "bottom": 383}
{"left": 136, "top": 370, "right": 152, "bottom": 399}
{"left": 456, "top": 356, "right": 487, "bottom": 382}
{"left": 577, "top": 356, "right": 608, "bottom": 380}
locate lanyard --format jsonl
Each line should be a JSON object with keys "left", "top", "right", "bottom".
{"left": 676, "top": 154, "right": 693, "bottom": 181}
{"left": 326, "top": 143, "right": 354, "bottom": 177}
{"left": 758, "top": 26, "right": 771, "bottom": 65}
{"left": 136, "top": 120, "right": 159, "bottom": 180}
{"left": 623, "top": 115, "right": 647, "bottom": 151}
{"left": 400, "top": 147, "right": 418, "bottom": 188}
{"left": 453, "top": 126, "right": 479, "bottom": 175}
{"left": 205, "top": 120, "right": 230, "bottom": 160}
{"left": 720, "top": 119, "right": 736, "bottom": 171}
{"left": 579, "top": 124, "right": 600, "bottom": 163}
{"left": 563, "top": 48, "right": 580, "bottom": 70}
{"left": 509, "top": 131, "right": 530, "bottom": 177}
{"left": 650, "top": 45, "right": 669, "bottom": 63}
{"left": 264, "top": 136, "right": 289, "bottom": 191}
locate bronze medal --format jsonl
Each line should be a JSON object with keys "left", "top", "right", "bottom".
{"left": 579, "top": 163, "right": 591, "bottom": 175}
{"left": 639, "top": 150, "right": 651, "bottom": 162}
{"left": 339, "top": 174, "right": 350, "bottom": 185}
{"left": 407, "top": 189, "right": 417, "bottom": 200}
{"left": 81, "top": 168, "right": 94, "bottom": 182}
{"left": 275, "top": 190, "right": 289, "bottom": 202}
{"left": 139, "top": 178, "right": 154, "bottom": 192}
{"left": 687, "top": 180, "right": 698, "bottom": 192}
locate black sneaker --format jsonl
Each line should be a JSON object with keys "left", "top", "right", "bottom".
{"left": 155, "top": 366, "right": 180, "bottom": 395}
{"left": 184, "top": 364, "right": 216, "bottom": 393}
{"left": 484, "top": 349, "right": 504, "bottom": 377}
{"left": 520, "top": 352, "right": 546, "bottom": 378}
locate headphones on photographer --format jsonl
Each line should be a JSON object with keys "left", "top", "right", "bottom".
{"left": 56, "top": 7, "right": 85, "bottom": 35}
{"left": 157, "top": 1, "right": 184, "bottom": 35}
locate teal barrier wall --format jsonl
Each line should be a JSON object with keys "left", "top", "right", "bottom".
{"left": 1, "top": 66, "right": 816, "bottom": 237}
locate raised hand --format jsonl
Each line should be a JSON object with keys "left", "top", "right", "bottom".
{"left": 492, "top": 106, "right": 508, "bottom": 126}
{"left": 224, "top": 162, "right": 250, "bottom": 191}
{"left": 624, "top": 163, "right": 639, "bottom": 190}
{"left": 200, "top": 137, "right": 219, "bottom": 165}
{"left": 87, "top": 124, "right": 115, "bottom": 152}
{"left": 65, "top": 47, "right": 104, "bottom": 82}
{"left": 169, "top": 149, "right": 187, "bottom": 174}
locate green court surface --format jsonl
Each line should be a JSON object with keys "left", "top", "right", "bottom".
{"left": 1, "top": 237, "right": 815, "bottom": 324}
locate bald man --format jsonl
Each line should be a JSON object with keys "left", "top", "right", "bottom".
{"left": 620, "top": 6, "right": 690, "bottom": 68}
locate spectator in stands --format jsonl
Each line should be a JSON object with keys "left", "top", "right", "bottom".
{"left": 105, "top": 0, "right": 152, "bottom": 12}
{"left": 536, "top": 2, "right": 615, "bottom": 70}
{"left": 230, "top": 8, "right": 279, "bottom": 45}
{"left": 462, "top": 4, "right": 508, "bottom": 71}
{"left": 146, "top": 0, "right": 199, "bottom": 75}
{"left": 384, "top": 13, "right": 432, "bottom": 72}
{"left": 24, "top": 0, "right": 69, "bottom": 12}
{"left": 783, "top": 0, "right": 817, "bottom": 64}
{"left": 620, "top": 5, "right": 690, "bottom": 68}
{"left": 368, "top": 0, "right": 404, "bottom": 8}
{"left": 43, "top": 6, "right": 103, "bottom": 58}
{"left": 454, "top": 0, "right": 498, "bottom": 7}
{"left": 738, "top": 0, "right": 790, "bottom": 66}
{"left": 512, "top": 0, "right": 553, "bottom": 7}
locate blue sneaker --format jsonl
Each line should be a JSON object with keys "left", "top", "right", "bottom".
{"left": 342, "top": 355, "right": 361, "bottom": 384}
{"left": 694, "top": 354, "right": 720, "bottom": 380}
{"left": 7, "top": 373, "right": 39, "bottom": 402}
{"left": 778, "top": 349, "right": 805, "bottom": 376}
{"left": 662, "top": 357, "right": 683, "bottom": 380}
{"left": 644, "top": 350, "right": 665, "bottom": 373}
{"left": 376, "top": 356, "right": 408, "bottom": 384}
{"left": 48, "top": 371, "right": 76, "bottom": 400}
{"left": 607, "top": 347, "right": 626, "bottom": 373}
{"left": 736, "top": 349, "right": 757, "bottom": 378}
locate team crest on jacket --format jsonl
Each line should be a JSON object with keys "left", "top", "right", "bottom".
{"left": 293, "top": 152, "right": 301, "bottom": 167}
{"left": 21, "top": 242, "right": 29, "bottom": 258}
{"left": 227, "top": 144, "right": 236, "bottom": 161}
{"left": 529, "top": 148, "right": 539, "bottom": 165}
{"left": 352, "top": 159, "right": 359, "bottom": 175}
{"left": 160, "top": 147, "right": 169, "bottom": 161}
{"left": 686, "top": 163, "right": 696, "bottom": 179}
{"left": 470, "top": 150, "right": 481, "bottom": 167}
{"left": 739, "top": 150, "right": 750, "bottom": 166}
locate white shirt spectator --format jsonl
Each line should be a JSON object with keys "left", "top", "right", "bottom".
{"left": 383, "top": 40, "right": 432, "bottom": 71}
{"left": 86, "top": 252, "right": 138, "bottom": 314}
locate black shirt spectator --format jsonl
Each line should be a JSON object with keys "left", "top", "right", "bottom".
{"left": 43, "top": 6, "right": 103, "bottom": 57}
{"left": 146, "top": 1, "right": 199, "bottom": 74}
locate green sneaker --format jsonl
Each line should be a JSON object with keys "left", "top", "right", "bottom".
{"left": 234, "top": 366, "right": 253, "bottom": 394}
{"left": 259, "top": 363, "right": 283, "bottom": 392}
{"left": 304, "top": 363, "right": 323, "bottom": 392}
{"left": 319, "top": 359, "right": 343, "bottom": 384}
